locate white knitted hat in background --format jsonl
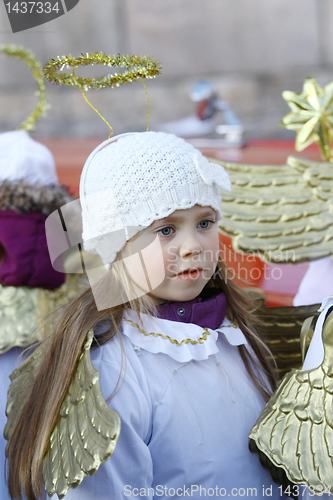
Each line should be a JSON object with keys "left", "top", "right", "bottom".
{"left": 80, "top": 131, "right": 231, "bottom": 266}
{"left": 0, "top": 130, "right": 58, "bottom": 185}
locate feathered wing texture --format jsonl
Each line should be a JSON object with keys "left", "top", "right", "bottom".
{"left": 0, "top": 285, "right": 41, "bottom": 353}
{"left": 210, "top": 155, "right": 333, "bottom": 263}
{"left": 253, "top": 302, "right": 320, "bottom": 378}
{"left": 0, "top": 275, "right": 82, "bottom": 353}
{"left": 42, "top": 330, "right": 121, "bottom": 499}
{"left": 4, "top": 344, "right": 44, "bottom": 443}
{"left": 249, "top": 312, "right": 333, "bottom": 493}
{"left": 4, "top": 330, "right": 121, "bottom": 499}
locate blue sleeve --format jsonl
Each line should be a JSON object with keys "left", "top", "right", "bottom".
{"left": 0, "top": 349, "right": 23, "bottom": 500}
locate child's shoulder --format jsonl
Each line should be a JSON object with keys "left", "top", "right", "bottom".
{"left": 91, "top": 317, "right": 153, "bottom": 389}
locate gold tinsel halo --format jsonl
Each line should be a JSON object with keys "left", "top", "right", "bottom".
{"left": 43, "top": 53, "right": 161, "bottom": 90}
{"left": 0, "top": 44, "right": 48, "bottom": 132}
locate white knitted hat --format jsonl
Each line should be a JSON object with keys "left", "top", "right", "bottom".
{"left": 80, "top": 131, "right": 231, "bottom": 266}
{"left": 0, "top": 130, "right": 58, "bottom": 185}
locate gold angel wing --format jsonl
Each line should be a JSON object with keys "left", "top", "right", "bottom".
{"left": 0, "top": 275, "right": 82, "bottom": 353}
{"left": 4, "top": 330, "right": 121, "bottom": 499}
{"left": 253, "top": 301, "right": 320, "bottom": 378}
{"left": 42, "top": 330, "right": 121, "bottom": 498}
{"left": 43, "top": 331, "right": 120, "bottom": 498}
{"left": 249, "top": 311, "right": 333, "bottom": 493}
{"left": 0, "top": 285, "right": 42, "bottom": 353}
{"left": 4, "top": 344, "right": 44, "bottom": 442}
{"left": 210, "top": 155, "right": 333, "bottom": 263}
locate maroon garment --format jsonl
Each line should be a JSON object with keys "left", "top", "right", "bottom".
{"left": 0, "top": 210, "right": 65, "bottom": 289}
{"left": 157, "top": 289, "right": 228, "bottom": 330}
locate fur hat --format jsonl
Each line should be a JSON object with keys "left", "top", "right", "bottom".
{"left": 80, "top": 131, "right": 231, "bottom": 266}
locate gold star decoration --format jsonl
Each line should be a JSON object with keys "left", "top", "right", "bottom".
{"left": 281, "top": 77, "right": 333, "bottom": 162}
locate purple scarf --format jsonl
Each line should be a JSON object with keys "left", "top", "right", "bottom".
{"left": 157, "top": 290, "right": 228, "bottom": 330}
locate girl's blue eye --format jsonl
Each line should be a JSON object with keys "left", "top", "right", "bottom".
{"left": 158, "top": 226, "right": 173, "bottom": 236}
{"left": 199, "top": 219, "right": 213, "bottom": 229}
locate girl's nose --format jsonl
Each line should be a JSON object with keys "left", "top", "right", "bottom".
{"left": 178, "top": 233, "right": 203, "bottom": 258}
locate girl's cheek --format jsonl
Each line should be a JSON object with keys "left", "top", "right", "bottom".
{"left": 122, "top": 254, "right": 149, "bottom": 289}
{"left": 164, "top": 244, "right": 178, "bottom": 263}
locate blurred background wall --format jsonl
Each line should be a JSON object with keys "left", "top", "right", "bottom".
{"left": 0, "top": 0, "right": 332, "bottom": 139}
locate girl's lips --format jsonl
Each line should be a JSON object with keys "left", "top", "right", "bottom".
{"left": 175, "top": 269, "right": 203, "bottom": 280}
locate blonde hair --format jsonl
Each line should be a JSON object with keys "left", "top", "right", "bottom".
{"left": 6, "top": 256, "right": 277, "bottom": 500}
{"left": 90, "top": 257, "right": 158, "bottom": 317}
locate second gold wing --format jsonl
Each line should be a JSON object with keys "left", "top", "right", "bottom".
{"left": 249, "top": 311, "right": 333, "bottom": 493}
{"left": 211, "top": 155, "right": 333, "bottom": 263}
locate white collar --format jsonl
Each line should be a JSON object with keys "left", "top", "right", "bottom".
{"left": 122, "top": 310, "right": 247, "bottom": 362}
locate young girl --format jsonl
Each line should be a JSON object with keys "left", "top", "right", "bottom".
{"left": 6, "top": 131, "right": 282, "bottom": 500}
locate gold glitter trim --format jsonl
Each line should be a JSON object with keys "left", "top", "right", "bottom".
{"left": 43, "top": 52, "right": 160, "bottom": 135}
{"left": 0, "top": 44, "right": 48, "bottom": 132}
{"left": 221, "top": 323, "right": 238, "bottom": 329}
{"left": 43, "top": 53, "right": 161, "bottom": 90}
{"left": 125, "top": 318, "right": 211, "bottom": 346}
{"left": 125, "top": 319, "right": 238, "bottom": 346}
